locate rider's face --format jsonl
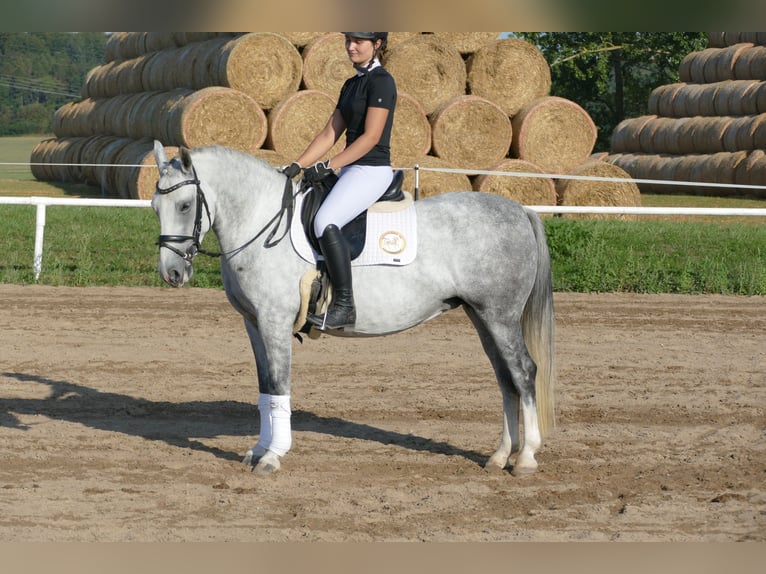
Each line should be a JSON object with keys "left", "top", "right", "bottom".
{"left": 345, "top": 36, "right": 379, "bottom": 67}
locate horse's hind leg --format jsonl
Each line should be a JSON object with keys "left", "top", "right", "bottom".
{"left": 466, "top": 309, "right": 541, "bottom": 475}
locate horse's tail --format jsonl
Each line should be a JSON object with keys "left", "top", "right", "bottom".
{"left": 521, "top": 207, "right": 556, "bottom": 436}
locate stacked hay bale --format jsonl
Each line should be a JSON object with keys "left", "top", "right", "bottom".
{"left": 604, "top": 32, "right": 766, "bottom": 198}
{"left": 33, "top": 32, "right": 622, "bottom": 209}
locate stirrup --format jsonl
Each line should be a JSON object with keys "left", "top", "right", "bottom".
{"left": 307, "top": 305, "right": 356, "bottom": 330}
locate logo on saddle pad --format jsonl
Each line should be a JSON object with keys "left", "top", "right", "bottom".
{"left": 379, "top": 231, "right": 406, "bottom": 255}
{"left": 290, "top": 191, "right": 417, "bottom": 267}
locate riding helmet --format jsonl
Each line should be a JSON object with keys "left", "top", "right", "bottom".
{"left": 343, "top": 32, "right": 388, "bottom": 49}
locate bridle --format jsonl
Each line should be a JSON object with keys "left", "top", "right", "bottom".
{"left": 155, "top": 167, "right": 220, "bottom": 261}
{"left": 155, "top": 165, "right": 298, "bottom": 262}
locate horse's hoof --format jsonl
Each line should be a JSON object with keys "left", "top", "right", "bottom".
{"left": 251, "top": 450, "right": 281, "bottom": 475}
{"left": 485, "top": 453, "right": 510, "bottom": 471}
{"left": 242, "top": 446, "right": 267, "bottom": 467}
{"left": 252, "top": 459, "right": 280, "bottom": 476}
{"left": 511, "top": 464, "right": 538, "bottom": 477}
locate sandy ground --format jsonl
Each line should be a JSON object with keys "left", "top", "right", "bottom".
{"left": 0, "top": 285, "right": 764, "bottom": 542}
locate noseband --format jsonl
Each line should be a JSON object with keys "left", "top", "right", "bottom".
{"left": 155, "top": 167, "right": 220, "bottom": 261}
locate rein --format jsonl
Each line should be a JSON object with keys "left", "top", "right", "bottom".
{"left": 155, "top": 166, "right": 297, "bottom": 261}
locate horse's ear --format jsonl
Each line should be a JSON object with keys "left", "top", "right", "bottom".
{"left": 153, "top": 139, "right": 167, "bottom": 168}
{"left": 179, "top": 146, "right": 193, "bottom": 173}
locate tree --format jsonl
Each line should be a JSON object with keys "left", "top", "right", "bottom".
{"left": 515, "top": 33, "right": 708, "bottom": 152}
{"left": 0, "top": 32, "right": 106, "bottom": 135}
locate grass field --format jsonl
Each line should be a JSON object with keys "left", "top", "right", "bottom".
{"left": 1, "top": 136, "right": 764, "bottom": 293}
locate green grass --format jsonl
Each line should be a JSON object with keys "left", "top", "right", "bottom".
{"left": 546, "top": 217, "right": 766, "bottom": 294}
{"left": 0, "top": 204, "right": 764, "bottom": 295}
{"left": 0, "top": 205, "right": 222, "bottom": 288}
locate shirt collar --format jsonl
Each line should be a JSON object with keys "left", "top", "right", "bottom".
{"left": 354, "top": 58, "right": 381, "bottom": 76}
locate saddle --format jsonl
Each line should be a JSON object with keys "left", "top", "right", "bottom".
{"left": 300, "top": 169, "right": 406, "bottom": 260}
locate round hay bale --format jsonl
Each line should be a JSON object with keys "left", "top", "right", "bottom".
{"left": 144, "top": 32, "right": 181, "bottom": 53}
{"left": 251, "top": 147, "right": 289, "bottom": 168}
{"left": 707, "top": 151, "right": 748, "bottom": 194}
{"left": 721, "top": 115, "right": 753, "bottom": 151}
{"left": 92, "top": 136, "right": 134, "bottom": 196}
{"left": 387, "top": 33, "right": 422, "bottom": 50}
{"left": 704, "top": 43, "right": 753, "bottom": 83}
{"left": 610, "top": 115, "right": 655, "bottom": 153}
{"left": 301, "top": 33, "right": 355, "bottom": 97}
{"left": 472, "top": 158, "right": 556, "bottom": 207}
{"left": 52, "top": 101, "right": 78, "bottom": 137}
{"left": 79, "top": 135, "right": 119, "bottom": 186}
{"left": 190, "top": 37, "right": 232, "bottom": 89}
{"left": 735, "top": 149, "right": 765, "bottom": 187}
{"left": 466, "top": 38, "right": 551, "bottom": 117}
{"left": 673, "top": 83, "right": 711, "bottom": 117}
{"left": 652, "top": 156, "right": 683, "bottom": 194}
{"left": 707, "top": 33, "right": 727, "bottom": 48}
{"left": 685, "top": 48, "right": 718, "bottom": 83}
{"left": 733, "top": 46, "right": 766, "bottom": 79}
{"left": 648, "top": 83, "right": 685, "bottom": 117}
{"left": 391, "top": 91, "right": 431, "bottom": 167}
{"left": 81, "top": 61, "right": 118, "bottom": 99}
{"left": 511, "top": 96, "right": 597, "bottom": 174}
{"left": 556, "top": 160, "right": 642, "bottom": 219}
{"left": 401, "top": 155, "right": 472, "bottom": 199}
{"left": 749, "top": 115, "right": 766, "bottom": 149}
{"left": 216, "top": 33, "right": 303, "bottom": 110}
{"left": 29, "top": 138, "right": 57, "bottom": 181}
{"left": 646, "top": 117, "right": 689, "bottom": 154}
{"left": 715, "top": 79, "right": 761, "bottom": 115}
{"left": 431, "top": 32, "right": 501, "bottom": 55}
{"left": 430, "top": 95, "right": 512, "bottom": 170}
{"left": 166, "top": 86, "right": 268, "bottom": 151}
{"left": 691, "top": 116, "right": 732, "bottom": 153}
{"left": 123, "top": 141, "right": 181, "bottom": 200}
{"left": 280, "top": 32, "right": 325, "bottom": 48}
{"left": 123, "top": 92, "right": 160, "bottom": 140}
{"left": 104, "top": 32, "right": 125, "bottom": 62}
{"left": 266, "top": 89, "right": 344, "bottom": 160}
{"left": 383, "top": 35, "right": 466, "bottom": 116}
{"left": 152, "top": 90, "right": 189, "bottom": 145}
{"left": 112, "top": 58, "right": 146, "bottom": 94}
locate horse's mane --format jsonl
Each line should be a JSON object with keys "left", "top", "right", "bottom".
{"left": 190, "top": 144, "right": 284, "bottom": 189}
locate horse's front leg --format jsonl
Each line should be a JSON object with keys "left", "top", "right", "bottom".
{"left": 240, "top": 316, "right": 294, "bottom": 475}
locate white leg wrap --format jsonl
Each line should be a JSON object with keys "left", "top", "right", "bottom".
{"left": 258, "top": 394, "right": 292, "bottom": 457}
{"left": 257, "top": 394, "right": 273, "bottom": 449}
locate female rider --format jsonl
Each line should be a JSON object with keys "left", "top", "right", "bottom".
{"left": 283, "top": 32, "right": 397, "bottom": 330}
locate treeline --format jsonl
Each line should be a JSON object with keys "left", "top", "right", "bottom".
{"left": 515, "top": 33, "right": 708, "bottom": 151}
{"left": 0, "top": 32, "right": 107, "bottom": 135}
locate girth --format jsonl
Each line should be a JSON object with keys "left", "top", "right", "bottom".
{"left": 300, "top": 169, "right": 405, "bottom": 260}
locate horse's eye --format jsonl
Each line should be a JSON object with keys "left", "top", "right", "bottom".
{"left": 179, "top": 202, "right": 192, "bottom": 213}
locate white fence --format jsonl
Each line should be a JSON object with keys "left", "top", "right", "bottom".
{"left": 1, "top": 165, "right": 766, "bottom": 280}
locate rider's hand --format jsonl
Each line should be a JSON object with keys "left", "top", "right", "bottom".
{"left": 281, "top": 162, "right": 302, "bottom": 179}
{"left": 303, "top": 160, "right": 334, "bottom": 183}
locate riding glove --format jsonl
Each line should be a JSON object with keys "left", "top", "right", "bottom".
{"left": 303, "top": 160, "right": 334, "bottom": 183}
{"left": 281, "top": 162, "right": 302, "bottom": 179}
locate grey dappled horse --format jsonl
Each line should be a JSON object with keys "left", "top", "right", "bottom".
{"left": 152, "top": 141, "right": 555, "bottom": 476}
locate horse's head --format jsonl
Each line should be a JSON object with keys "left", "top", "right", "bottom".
{"left": 152, "top": 140, "right": 212, "bottom": 287}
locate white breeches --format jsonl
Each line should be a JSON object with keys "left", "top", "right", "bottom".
{"left": 313, "top": 164, "right": 394, "bottom": 238}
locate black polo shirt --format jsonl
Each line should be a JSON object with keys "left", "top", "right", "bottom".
{"left": 336, "top": 67, "right": 397, "bottom": 166}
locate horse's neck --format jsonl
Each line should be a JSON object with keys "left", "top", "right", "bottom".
{"left": 198, "top": 153, "right": 286, "bottom": 250}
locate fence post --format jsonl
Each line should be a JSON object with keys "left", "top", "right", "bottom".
{"left": 34, "top": 202, "right": 46, "bottom": 281}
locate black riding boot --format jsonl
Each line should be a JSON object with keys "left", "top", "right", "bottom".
{"left": 307, "top": 224, "right": 356, "bottom": 329}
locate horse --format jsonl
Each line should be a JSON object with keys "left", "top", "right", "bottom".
{"left": 151, "top": 140, "right": 556, "bottom": 477}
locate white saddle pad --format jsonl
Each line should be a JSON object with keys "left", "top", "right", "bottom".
{"left": 290, "top": 190, "right": 418, "bottom": 266}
